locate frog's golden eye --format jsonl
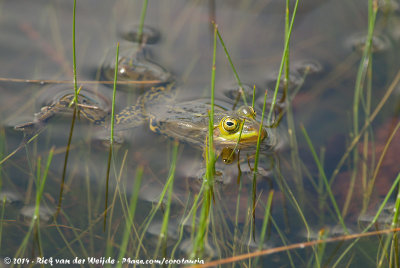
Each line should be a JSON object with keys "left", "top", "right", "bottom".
{"left": 221, "top": 116, "right": 240, "bottom": 133}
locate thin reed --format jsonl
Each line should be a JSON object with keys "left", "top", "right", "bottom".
{"left": 266, "top": 0, "right": 299, "bottom": 124}
{"left": 116, "top": 166, "right": 143, "bottom": 268}
{"left": 137, "top": 0, "right": 149, "bottom": 43}
{"left": 103, "top": 42, "right": 120, "bottom": 230}
{"left": 192, "top": 22, "right": 218, "bottom": 258}
{"left": 215, "top": 26, "right": 247, "bottom": 107}
{"left": 72, "top": 0, "right": 78, "bottom": 103}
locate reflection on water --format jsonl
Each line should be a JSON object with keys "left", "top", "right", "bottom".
{"left": 0, "top": 0, "right": 400, "bottom": 266}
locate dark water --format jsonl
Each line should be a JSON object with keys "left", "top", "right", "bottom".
{"left": 0, "top": 0, "right": 400, "bottom": 266}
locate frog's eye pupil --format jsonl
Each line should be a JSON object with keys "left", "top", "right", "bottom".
{"left": 222, "top": 117, "right": 239, "bottom": 133}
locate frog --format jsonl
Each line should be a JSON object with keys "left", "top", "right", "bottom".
{"left": 109, "top": 82, "right": 272, "bottom": 152}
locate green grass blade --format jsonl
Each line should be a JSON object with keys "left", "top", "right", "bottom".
{"left": 104, "top": 43, "right": 119, "bottom": 231}
{"left": 14, "top": 147, "right": 54, "bottom": 260}
{"left": 301, "top": 125, "right": 348, "bottom": 234}
{"left": 116, "top": 166, "right": 143, "bottom": 268}
{"left": 215, "top": 25, "right": 247, "bottom": 106}
{"left": 134, "top": 143, "right": 180, "bottom": 259}
{"left": 253, "top": 90, "right": 268, "bottom": 179}
{"left": 231, "top": 175, "right": 243, "bottom": 266}
{"left": 170, "top": 193, "right": 192, "bottom": 264}
{"left": 153, "top": 142, "right": 179, "bottom": 258}
{"left": 110, "top": 43, "right": 119, "bottom": 143}
{"left": 192, "top": 22, "right": 218, "bottom": 259}
{"left": 352, "top": 0, "right": 377, "bottom": 141}
{"left": 267, "top": 0, "right": 299, "bottom": 124}
{"left": 0, "top": 196, "right": 6, "bottom": 253}
{"left": 258, "top": 189, "right": 274, "bottom": 250}
{"left": 56, "top": 107, "right": 77, "bottom": 218}
{"left": 137, "top": 0, "right": 148, "bottom": 43}
{"left": 284, "top": 0, "right": 290, "bottom": 100}
{"left": 72, "top": 0, "right": 78, "bottom": 103}
{"left": 252, "top": 85, "right": 256, "bottom": 109}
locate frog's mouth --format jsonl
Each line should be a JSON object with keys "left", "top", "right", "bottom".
{"left": 213, "top": 125, "right": 267, "bottom": 146}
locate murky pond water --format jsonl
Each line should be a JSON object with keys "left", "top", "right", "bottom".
{"left": 1, "top": 0, "right": 400, "bottom": 266}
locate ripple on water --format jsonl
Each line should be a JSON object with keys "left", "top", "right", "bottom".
{"left": 20, "top": 205, "right": 55, "bottom": 223}
{"left": 119, "top": 25, "right": 161, "bottom": 44}
{"left": 293, "top": 59, "right": 324, "bottom": 76}
{"left": 147, "top": 218, "right": 179, "bottom": 240}
{"left": 0, "top": 190, "right": 22, "bottom": 204}
{"left": 345, "top": 32, "right": 392, "bottom": 53}
{"left": 179, "top": 239, "right": 216, "bottom": 258}
{"left": 359, "top": 201, "right": 398, "bottom": 227}
{"left": 222, "top": 82, "right": 259, "bottom": 103}
{"left": 100, "top": 43, "right": 171, "bottom": 89}
{"left": 265, "top": 70, "right": 303, "bottom": 93}
{"left": 378, "top": 0, "right": 400, "bottom": 12}
{"left": 299, "top": 225, "right": 354, "bottom": 240}
{"left": 138, "top": 180, "right": 181, "bottom": 205}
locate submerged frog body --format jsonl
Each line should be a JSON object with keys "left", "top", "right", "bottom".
{"left": 15, "top": 87, "right": 111, "bottom": 133}
{"left": 110, "top": 82, "right": 271, "bottom": 151}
